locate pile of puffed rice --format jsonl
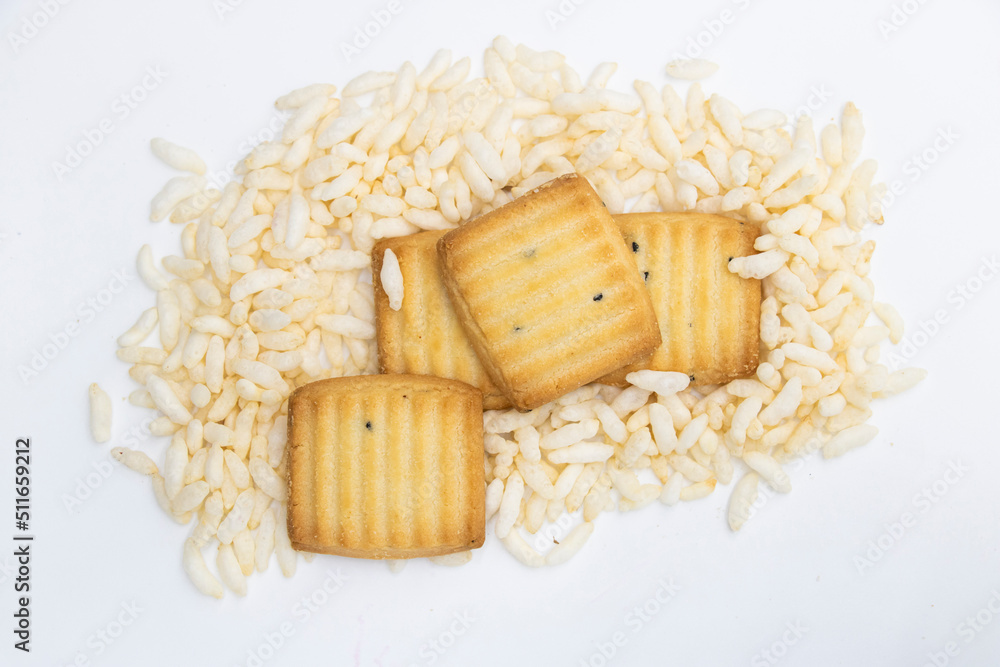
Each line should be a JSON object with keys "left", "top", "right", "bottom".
{"left": 89, "top": 38, "right": 925, "bottom": 597}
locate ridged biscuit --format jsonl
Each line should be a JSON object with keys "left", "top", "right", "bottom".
{"left": 286, "top": 374, "right": 485, "bottom": 559}
{"left": 601, "top": 212, "right": 762, "bottom": 386}
{"left": 372, "top": 231, "right": 510, "bottom": 410}
{"left": 438, "top": 173, "right": 661, "bottom": 411}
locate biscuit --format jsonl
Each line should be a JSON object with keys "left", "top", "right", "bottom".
{"left": 372, "top": 231, "right": 510, "bottom": 410}
{"left": 437, "top": 173, "right": 661, "bottom": 411}
{"left": 601, "top": 212, "right": 762, "bottom": 386}
{"left": 286, "top": 374, "right": 485, "bottom": 559}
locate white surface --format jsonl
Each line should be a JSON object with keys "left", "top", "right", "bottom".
{"left": 1, "top": 0, "right": 999, "bottom": 665}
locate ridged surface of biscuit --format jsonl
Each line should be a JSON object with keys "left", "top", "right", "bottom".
{"left": 286, "top": 374, "right": 485, "bottom": 559}
{"left": 372, "top": 231, "right": 509, "bottom": 410}
{"left": 601, "top": 212, "right": 762, "bottom": 386}
{"left": 438, "top": 174, "right": 661, "bottom": 410}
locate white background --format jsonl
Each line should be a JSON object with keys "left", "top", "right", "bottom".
{"left": 1, "top": 0, "right": 999, "bottom": 665}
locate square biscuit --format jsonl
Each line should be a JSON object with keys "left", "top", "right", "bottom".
{"left": 600, "top": 212, "right": 762, "bottom": 386}
{"left": 372, "top": 231, "right": 510, "bottom": 410}
{"left": 286, "top": 374, "right": 485, "bottom": 559}
{"left": 437, "top": 173, "right": 661, "bottom": 411}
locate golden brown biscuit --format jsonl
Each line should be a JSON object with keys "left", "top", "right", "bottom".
{"left": 438, "top": 173, "right": 661, "bottom": 411}
{"left": 372, "top": 231, "right": 510, "bottom": 410}
{"left": 286, "top": 374, "right": 485, "bottom": 559}
{"left": 601, "top": 212, "right": 762, "bottom": 386}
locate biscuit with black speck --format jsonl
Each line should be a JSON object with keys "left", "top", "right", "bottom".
{"left": 437, "top": 173, "right": 661, "bottom": 410}
{"left": 286, "top": 374, "right": 485, "bottom": 559}
{"left": 600, "top": 212, "right": 762, "bottom": 386}
{"left": 373, "top": 231, "right": 509, "bottom": 410}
